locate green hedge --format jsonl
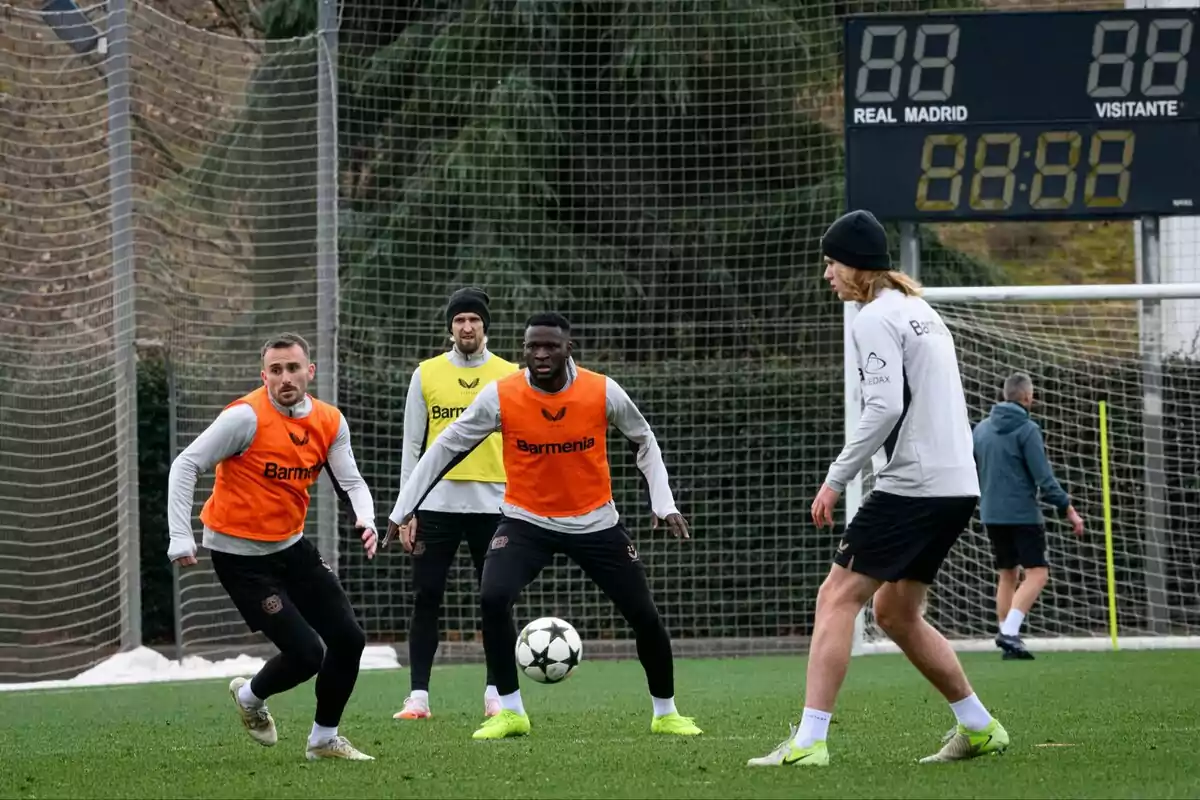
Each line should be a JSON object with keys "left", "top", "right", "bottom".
{"left": 137, "top": 356, "right": 176, "bottom": 644}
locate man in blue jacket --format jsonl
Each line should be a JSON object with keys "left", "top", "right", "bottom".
{"left": 973, "top": 373, "right": 1084, "bottom": 660}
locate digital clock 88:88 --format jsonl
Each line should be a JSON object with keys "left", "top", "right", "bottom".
{"left": 916, "top": 129, "right": 1135, "bottom": 212}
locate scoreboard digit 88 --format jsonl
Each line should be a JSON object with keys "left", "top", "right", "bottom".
{"left": 843, "top": 9, "right": 1200, "bottom": 221}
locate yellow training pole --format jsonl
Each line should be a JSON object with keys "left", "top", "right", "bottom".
{"left": 1099, "top": 400, "right": 1118, "bottom": 651}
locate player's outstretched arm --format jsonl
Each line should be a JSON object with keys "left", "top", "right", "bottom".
{"left": 166, "top": 405, "right": 257, "bottom": 565}
{"left": 325, "top": 413, "right": 379, "bottom": 559}
{"left": 605, "top": 377, "right": 689, "bottom": 539}
{"left": 815, "top": 313, "right": 904, "bottom": 527}
{"left": 384, "top": 382, "right": 502, "bottom": 548}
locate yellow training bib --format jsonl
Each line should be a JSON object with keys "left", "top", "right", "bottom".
{"left": 419, "top": 352, "right": 518, "bottom": 483}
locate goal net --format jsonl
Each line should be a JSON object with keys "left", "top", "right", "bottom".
{"left": 0, "top": 1, "right": 136, "bottom": 682}
{"left": 0, "top": 0, "right": 338, "bottom": 678}
{"left": 855, "top": 289, "right": 1200, "bottom": 652}
{"left": 137, "top": 17, "right": 334, "bottom": 661}
{"left": 333, "top": 0, "right": 852, "bottom": 663}
{"left": 7, "top": 0, "right": 1198, "bottom": 685}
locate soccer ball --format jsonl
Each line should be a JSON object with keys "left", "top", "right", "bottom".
{"left": 515, "top": 617, "right": 582, "bottom": 684}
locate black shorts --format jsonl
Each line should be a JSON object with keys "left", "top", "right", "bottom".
{"left": 210, "top": 537, "right": 356, "bottom": 634}
{"left": 984, "top": 523, "right": 1048, "bottom": 570}
{"left": 833, "top": 491, "right": 977, "bottom": 584}
{"left": 484, "top": 517, "right": 647, "bottom": 589}
{"left": 413, "top": 510, "right": 500, "bottom": 565}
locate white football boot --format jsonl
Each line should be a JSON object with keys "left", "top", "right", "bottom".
{"left": 228, "top": 677, "right": 277, "bottom": 747}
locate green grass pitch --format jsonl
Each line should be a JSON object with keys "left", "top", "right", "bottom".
{"left": 1, "top": 649, "right": 1197, "bottom": 799}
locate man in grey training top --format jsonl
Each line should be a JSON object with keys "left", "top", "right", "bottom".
{"left": 750, "top": 209, "right": 1008, "bottom": 768}
{"left": 973, "top": 372, "right": 1084, "bottom": 661}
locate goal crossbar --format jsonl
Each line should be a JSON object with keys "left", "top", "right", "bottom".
{"left": 922, "top": 282, "right": 1200, "bottom": 303}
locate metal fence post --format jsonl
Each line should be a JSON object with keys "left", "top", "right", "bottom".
{"left": 105, "top": 0, "right": 142, "bottom": 650}
{"left": 315, "top": 0, "right": 341, "bottom": 571}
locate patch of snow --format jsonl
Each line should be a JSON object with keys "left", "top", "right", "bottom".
{"left": 0, "top": 645, "right": 401, "bottom": 692}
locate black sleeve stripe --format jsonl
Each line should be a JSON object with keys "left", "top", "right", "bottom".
{"left": 882, "top": 367, "right": 912, "bottom": 463}
{"left": 409, "top": 441, "right": 487, "bottom": 516}
{"left": 322, "top": 462, "right": 359, "bottom": 526}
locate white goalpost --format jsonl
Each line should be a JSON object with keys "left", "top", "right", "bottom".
{"left": 847, "top": 275, "right": 1200, "bottom": 656}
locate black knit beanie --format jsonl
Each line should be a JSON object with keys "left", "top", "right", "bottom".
{"left": 820, "top": 210, "right": 891, "bottom": 271}
{"left": 446, "top": 287, "right": 491, "bottom": 331}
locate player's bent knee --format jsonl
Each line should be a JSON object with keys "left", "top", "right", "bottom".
{"left": 1024, "top": 565, "right": 1050, "bottom": 584}
{"left": 332, "top": 621, "right": 366, "bottom": 656}
{"left": 872, "top": 586, "right": 926, "bottom": 638}
{"left": 814, "top": 579, "right": 844, "bottom": 615}
{"left": 413, "top": 583, "right": 447, "bottom": 610}
{"left": 479, "top": 584, "right": 518, "bottom": 618}
{"left": 623, "top": 603, "right": 664, "bottom": 635}
{"left": 815, "top": 566, "right": 874, "bottom": 614}
{"left": 290, "top": 639, "right": 326, "bottom": 677}
{"left": 872, "top": 601, "right": 919, "bottom": 638}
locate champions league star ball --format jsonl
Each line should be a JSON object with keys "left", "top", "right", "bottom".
{"left": 515, "top": 617, "right": 583, "bottom": 684}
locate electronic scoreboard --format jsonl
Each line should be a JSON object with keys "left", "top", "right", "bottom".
{"left": 844, "top": 9, "right": 1200, "bottom": 220}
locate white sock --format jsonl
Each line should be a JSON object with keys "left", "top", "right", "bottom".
{"left": 237, "top": 682, "right": 263, "bottom": 708}
{"left": 409, "top": 689, "right": 429, "bottom": 704}
{"left": 652, "top": 696, "right": 677, "bottom": 717}
{"left": 308, "top": 723, "right": 338, "bottom": 747}
{"left": 499, "top": 690, "right": 525, "bottom": 715}
{"left": 1000, "top": 609, "right": 1025, "bottom": 637}
{"left": 484, "top": 685, "right": 500, "bottom": 700}
{"left": 949, "top": 693, "right": 993, "bottom": 732}
{"left": 793, "top": 707, "right": 832, "bottom": 748}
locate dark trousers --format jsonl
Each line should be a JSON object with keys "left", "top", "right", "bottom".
{"left": 479, "top": 517, "right": 675, "bottom": 698}
{"left": 408, "top": 510, "right": 500, "bottom": 692}
{"left": 211, "top": 537, "right": 365, "bottom": 727}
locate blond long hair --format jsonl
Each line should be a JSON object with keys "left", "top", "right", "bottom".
{"left": 841, "top": 268, "right": 923, "bottom": 304}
